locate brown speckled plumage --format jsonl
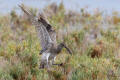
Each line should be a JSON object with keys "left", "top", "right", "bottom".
{"left": 19, "top": 4, "right": 72, "bottom": 69}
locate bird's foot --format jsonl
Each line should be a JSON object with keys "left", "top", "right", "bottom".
{"left": 52, "top": 63, "right": 64, "bottom": 66}
{"left": 58, "top": 63, "right": 63, "bottom": 66}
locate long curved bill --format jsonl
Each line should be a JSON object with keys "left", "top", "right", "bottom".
{"left": 64, "top": 45, "right": 72, "bottom": 54}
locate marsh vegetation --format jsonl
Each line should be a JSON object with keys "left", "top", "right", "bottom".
{"left": 0, "top": 2, "right": 120, "bottom": 80}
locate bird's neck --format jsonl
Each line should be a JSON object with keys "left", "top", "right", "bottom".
{"left": 56, "top": 44, "right": 64, "bottom": 54}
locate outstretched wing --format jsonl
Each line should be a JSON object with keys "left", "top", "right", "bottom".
{"left": 18, "top": 4, "right": 37, "bottom": 25}
{"left": 19, "top": 4, "right": 53, "bottom": 49}
{"left": 38, "top": 14, "right": 57, "bottom": 44}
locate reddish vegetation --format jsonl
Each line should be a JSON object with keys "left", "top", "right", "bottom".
{"left": 91, "top": 41, "right": 104, "bottom": 58}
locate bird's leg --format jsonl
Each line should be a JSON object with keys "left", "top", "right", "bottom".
{"left": 51, "top": 57, "right": 56, "bottom": 65}
{"left": 46, "top": 53, "right": 50, "bottom": 68}
{"left": 51, "top": 57, "right": 63, "bottom": 66}
{"left": 39, "top": 62, "right": 44, "bottom": 69}
{"left": 51, "top": 57, "right": 57, "bottom": 65}
{"left": 46, "top": 59, "right": 49, "bottom": 68}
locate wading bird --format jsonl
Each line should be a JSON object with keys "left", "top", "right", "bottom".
{"left": 19, "top": 4, "right": 72, "bottom": 68}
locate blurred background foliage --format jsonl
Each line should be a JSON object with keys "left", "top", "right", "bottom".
{"left": 0, "top": 2, "right": 120, "bottom": 80}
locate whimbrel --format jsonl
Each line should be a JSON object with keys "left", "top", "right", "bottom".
{"left": 19, "top": 4, "right": 72, "bottom": 68}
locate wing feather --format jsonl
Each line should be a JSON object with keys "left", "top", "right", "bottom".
{"left": 38, "top": 15, "right": 57, "bottom": 44}
{"left": 19, "top": 4, "right": 53, "bottom": 49}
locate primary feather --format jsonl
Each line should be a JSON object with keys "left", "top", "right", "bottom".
{"left": 19, "top": 4, "right": 53, "bottom": 49}
{"left": 38, "top": 14, "right": 57, "bottom": 46}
